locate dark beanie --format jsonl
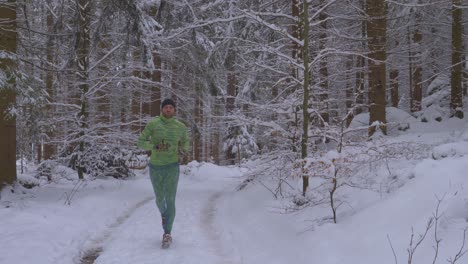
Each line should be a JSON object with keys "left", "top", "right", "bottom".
{"left": 161, "top": 98, "right": 176, "bottom": 109}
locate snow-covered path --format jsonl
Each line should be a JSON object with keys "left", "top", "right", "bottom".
{"left": 91, "top": 166, "right": 240, "bottom": 264}
{"left": 0, "top": 162, "right": 245, "bottom": 264}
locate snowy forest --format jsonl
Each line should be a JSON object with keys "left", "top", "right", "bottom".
{"left": 0, "top": 0, "right": 466, "bottom": 187}
{"left": 1, "top": 0, "right": 468, "bottom": 263}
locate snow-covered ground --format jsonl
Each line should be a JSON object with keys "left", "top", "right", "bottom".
{"left": 1, "top": 115, "right": 468, "bottom": 264}
{"left": 0, "top": 163, "right": 245, "bottom": 264}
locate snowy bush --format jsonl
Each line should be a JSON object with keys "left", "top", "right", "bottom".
{"left": 36, "top": 160, "right": 57, "bottom": 182}
{"left": 182, "top": 160, "right": 202, "bottom": 176}
{"left": 224, "top": 125, "right": 259, "bottom": 162}
{"left": 70, "top": 146, "right": 135, "bottom": 179}
{"left": 125, "top": 150, "right": 149, "bottom": 170}
{"left": 432, "top": 142, "right": 468, "bottom": 160}
{"left": 349, "top": 107, "right": 417, "bottom": 136}
{"left": 417, "top": 75, "right": 451, "bottom": 122}
{"left": 418, "top": 105, "right": 447, "bottom": 123}
{"left": 37, "top": 160, "right": 81, "bottom": 182}
{"left": 17, "top": 174, "right": 40, "bottom": 189}
{"left": 424, "top": 74, "right": 451, "bottom": 108}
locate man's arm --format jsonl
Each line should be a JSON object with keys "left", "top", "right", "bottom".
{"left": 180, "top": 125, "right": 189, "bottom": 153}
{"left": 137, "top": 121, "right": 154, "bottom": 151}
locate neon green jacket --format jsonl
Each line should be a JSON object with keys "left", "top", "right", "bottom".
{"left": 137, "top": 116, "right": 189, "bottom": 166}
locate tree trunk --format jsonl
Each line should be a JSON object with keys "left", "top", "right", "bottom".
{"left": 346, "top": 56, "right": 354, "bottom": 127}
{"left": 76, "top": 0, "right": 91, "bottom": 180}
{"left": 36, "top": 144, "right": 42, "bottom": 164}
{"left": 288, "top": 0, "right": 302, "bottom": 154}
{"left": 464, "top": 68, "right": 468, "bottom": 97}
{"left": 291, "top": 0, "right": 301, "bottom": 80}
{"left": 150, "top": 52, "right": 162, "bottom": 117}
{"left": 319, "top": 0, "right": 329, "bottom": 124}
{"left": 390, "top": 69, "right": 399, "bottom": 107}
{"left": 450, "top": 0, "right": 464, "bottom": 118}
{"left": 355, "top": 55, "right": 365, "bottom": 115}
{"left": 407, "top": 25, "right": 414, "bottom": 113}
{"left": 301, "top": 0, "right": 310, "bottom": 196}
{"left": 96, "top": 33, "right": 110, "bottom": 138}
{"left": 194, "top": 88, "right": 202, "bottom": 162}
{"left": 0, "top": 0, "right": 17, "bottom": 189}
{"left": 141, "top": 60, "right": 160, "bottom": 120}
{"left": 225, "top": 49, "right": 237, "bottom": 165}
{"left": 356, "top": 1, "right": 367, "bottom": 116}
{"left": 211, "top": 97, "right": 221, "bottom": 164}
{"left": 149, "top": 4, "right": 161, "bottom": 117}
{"left": 131, "top": 48, "right": 143, "bottom": 133}
{"left": 171, "top": 63, "right": 178, "bottom": 103}
{"left": 44, "top": 10, "right": 55, "bottom": 160}
{"left": 411, "top": 23, "right": 423, "bottom": 112}
{"left": 366, "top": 0, "right": 387, "bottom": 136}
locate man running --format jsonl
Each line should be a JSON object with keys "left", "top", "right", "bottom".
{"left": 137, "top": 98, "right": 189, "bottom": 248}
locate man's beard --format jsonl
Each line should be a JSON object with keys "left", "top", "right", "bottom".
{"left": 162, "top": 112, "right": 174, "bottom": 118}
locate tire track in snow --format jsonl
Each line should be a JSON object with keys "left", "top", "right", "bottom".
{"left": 78, "top": 196, "right": 153, "bottom": 264}
{"left": 201, "top": 191, "right": 238, "bottom": 264}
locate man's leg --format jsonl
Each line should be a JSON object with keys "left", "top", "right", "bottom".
{"left": 161, "top": 163, "right": 180, "bottom": 234}
{"left": 149, "top": 164, "right": 167, "bottom": 231}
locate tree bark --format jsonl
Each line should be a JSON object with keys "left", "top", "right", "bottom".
{"left": 301, "top": 0, "right": 310, "bottom": 196}
{"left": 411, "top": 22, "right": 422, "bottom": 112}
{"left": 355, "top": 55, "right": 365, "bottom": 115}
{"left": 44, "top": 10, "right": 55, "bottom": 160}
{"left": 366, "top": 0, "right": 387, "bottom": 136}
{"left": 287, "top": 0, "right": 302, "bottom": 154}
{"left": 131, "top": 48, "right": 143, "bottom": 133}
{"left": 211, "top": 97, "right": 221, "bottom": 164}
{"left": 148, "top": 4, "right": 161, "bottom": 117}
{"left": 150, "top": 52, "right": 162, "bottom": 117}
{"left": 291, "top": 0, "right": 301, "bottom": 80}
{"left": 346, "top": 56, "right": 354, "bottom": 127}
{"left": 194, "top": 87, "right": 202, "bottom": 162}
{"left": 225, "top": 49, "right": 237, "bottom": 165}
{"left": 450, "top": 0, "right": 464, "bottom": 118}
{"left": 0, "top": 0, "right": 17, "bottom": 188}
{"left": 95, "top": 32, "right": 110, "bottom": 137}
{"left": 390, "top": 69, "right": 399, "bottom": 107}
{"left": 356, "top": 0, "right": 367, "bottom": 116}
{"left": 76, "top": 0, "right": 91, "bottom": 179}
{"left": 319, "top": 0, "right": 329, "bottom": 124}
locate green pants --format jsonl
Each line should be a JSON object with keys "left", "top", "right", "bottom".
{"left": 149, "top": 162, "right": 180, "bottom": 234}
